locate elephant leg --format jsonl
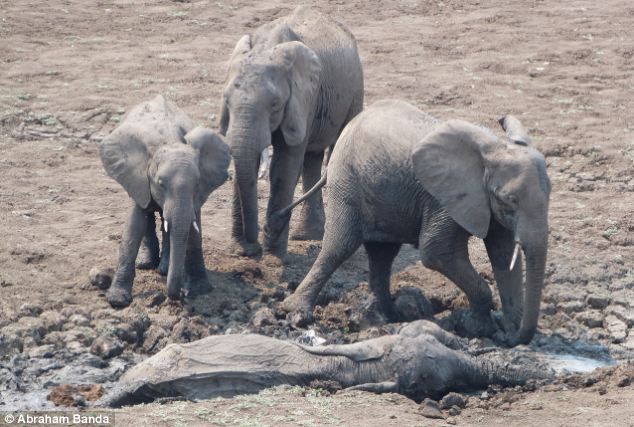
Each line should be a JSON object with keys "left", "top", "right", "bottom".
{"left": 282, "top": 206, "right": 363, "bottom": 326}
{"left": 364, "top": 242, "right": 401, "bottom": 322}
{"left": 136, "top": 212, "right": 160, "bottom": 270}
{"left": 291, "top": 150, "right": 325, "bottom": 241}
{"left": 158, "top": 215, "right": 169, "bottom": 277}
{"left": 185, "top": 209, "right": 212, "bottom": 297}
{"left": 263, "top": 139, "right": 305, "bottom": 258}
{"left": 419, "top": 214, "right": 495, "bottom": 337}
{"left": 107, "top": 203, "right": 147, "bottom": 308}
{"left": 484, "top": 219, "right": 524, "bottom": 333}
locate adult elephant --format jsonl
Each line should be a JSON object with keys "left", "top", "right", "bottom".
{"left": 99, "top": 95, "right": 231, "bottom": 308}
{"left": 281, "top": 100, "right": 551, "bottom": 346}
{"left": 219, "top": 5, "right": 364, "bottom": 259}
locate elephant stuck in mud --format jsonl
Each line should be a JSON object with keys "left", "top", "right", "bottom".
{"left": 99, "top": 320, "right": 542, "bottom": 407}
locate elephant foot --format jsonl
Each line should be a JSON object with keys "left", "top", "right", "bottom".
{"left": 185, "top": 274, "right": 213, "bottom": 298}
{"left": 291, "top": 221, "right": 324, "bottom": 241}
{"left": 453, "top": 309, "right": 497, "bottom": 338}
{"left": 107, "top": 283, "right": 133, "bottom": 309}
{"left": 158, "top": 258, "right": 169, "bottom": 276}
{"left": 230, "top": 240, "right": 262, "bottom": 258}
{"left": 281, "top": 294, "right": 315, "bottom": 328}
{"left": 136, "top": 247, "right": 160, "bottom": 270}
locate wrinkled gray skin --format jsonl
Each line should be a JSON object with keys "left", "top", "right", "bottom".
{"left": 282, "top": 100, "right": 551, "bottom": 346}
{"left": 99, "top": 320, "right": 540, "bottom": 407}
{"left": 99, "top": 95, "right": 231, "bottom": 308}
{"left": 220, "top": 5, "right": 363, "bottom": 258}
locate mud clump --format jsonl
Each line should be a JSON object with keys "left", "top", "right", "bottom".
{"left": 48, "top": 384, "right": 104, "bottom": 407}
{"left": 89, "top": 267, "right": 114, "bottom": 290}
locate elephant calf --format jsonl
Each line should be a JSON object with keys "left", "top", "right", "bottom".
{"left": 282, "top": 100, "right": 551, "bottom": 346}
{"left": 99, "top": 95, "right": 231, "bottom": 308}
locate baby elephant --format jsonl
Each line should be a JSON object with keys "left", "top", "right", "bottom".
{"left": 99, "top": 95, "right": 231, "bottom": 308}
{"left": 282, "top": 99, "right": 551, "bottom": 346}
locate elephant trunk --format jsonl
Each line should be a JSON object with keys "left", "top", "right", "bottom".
{"left": 513, "top": 216, "right": 549, "bottom": 345}
{"left": 228, "top": 116, "right": 270, "bottom": 244}
{"left": 164, "top": 198, "right": 194, "bottom": 300}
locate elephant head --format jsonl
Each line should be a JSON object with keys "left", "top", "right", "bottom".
{"left": 412, "top": 117, "right": 551, "bottom": 345}
{"left": 100, "top": 124, "right": 231, "bottom": 299}
{"left": 219, "top": 31, "right": 321, "bottom": 243}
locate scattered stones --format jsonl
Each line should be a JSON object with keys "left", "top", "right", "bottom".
{"left": 28, "top": 344, "right": 55, "bottom": 358}
{"left": 90, "top": 335, "right": 124, "bottom": 359}
{"left": 448, "top": 405, "right": 461, "bottom": 416}
{"left": 251, "top": 307, "right": 276, "bottom": 328}
{"left": 586, "top": 294, "right": 611, "bottom": 310}
{"left": 575, "top": 310, "right": 603, "bottom": 328}
{"left": 604, "top": 315, "right": 628, "bottom": 343}
{"left": 19, "top": 303, "right": 43, "bottom": 317}
{"left": 419, "top": 398, "right": 445, "bottom": 419}
{"left": 440, "top": 392, "right": 468, "bottom": 409}
{"left": 48, "top": 384, "right": 105, "bottom": 407}
{"left": 89, "top": 267, "right": 114, "bottom": 290}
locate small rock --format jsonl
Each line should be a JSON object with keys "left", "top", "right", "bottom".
{"left": 28, "top": 344, "right": 55, "bottom": 358}
{"left": 480, "top": 391, "right": 489, "bottom": 400}
{"left": 448, "top": 405, "right": 461, "bottom": 416}
{"left": 616, "top": 375, "right": 632, "bottom": 387}
{"left": 89, "top": 267, "right": 114, "bottom": 290}
{"left": 90, "top": 335, "right": 124, "bottom": 359}
{"left": 604, "top": 315, "right": 628, "bottom": 343}
{"left": 0, "top": 333, "right": 23, "bottom": 357}
{"left": 440, "top": 392, "right": 468, "bottom": 409}
{"left": 446, "top": 418, "right": 457, "bottom": 425}
{"left": 605, "top": 305, "right": 634, "bottom": 327}
{"left": 251, "top": 307, "right": 275, "bottom": 328}
{"left": 19, "top": 303, "right": 43, "bottom": 317}
{"left": 558, "top": 300, "right": 585, "bottom": 314}
{"left": 146, "top": 291, "right": 166, "bottom": 308}
{"left": 586, "top": 294, "right": 611, "bottom": 310}
{"left": 68, "top": 314, "right": 90, "bottom": 327}
{"left": 40, "top": 310, "right": 65, "bottom": 332}
{"left": 419, "top": 398, "right": 445, "bottom": 419}
{"left": 575, "top": 310, "right": 603, "bottom": 328}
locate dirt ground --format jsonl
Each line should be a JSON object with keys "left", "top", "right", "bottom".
{"left": 1, "top": 0, "right": 634, "bottom": 425}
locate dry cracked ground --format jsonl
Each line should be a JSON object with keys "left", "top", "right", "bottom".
{"left": 1, "top": 0, "right": 634, "bottom": 425}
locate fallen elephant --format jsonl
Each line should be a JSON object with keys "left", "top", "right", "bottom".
{"left": 99, "top": 320, "right": 546, "bottom": 407}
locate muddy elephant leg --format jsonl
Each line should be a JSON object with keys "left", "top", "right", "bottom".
{"left": 282, "top": 206, "right": 363, "bottom": 326}
{"left": 136, "top": 212, "right": 160, "bottom": 270}
{"left": 419, "top": 213, "right": 495, "bottom": 337}
{"left": 185, "top": 209, "right": 212, "bottom": 297}
{"left": 107, "top": 203, "right": 147, "bottom": 308}
{"left": 292, "top": 150, "right": 325, "bottom": 241}
{"left": 263, "top": 137, "right": 305, "bottom": 259}
{"left": 158, "top": 215, "right": 169, "bottom": 276}
{"left": 364, "top": 242, "right": 401, "bottom": 322}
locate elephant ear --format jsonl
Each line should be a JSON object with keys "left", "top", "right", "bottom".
{"left": 219, "top": 35, "right": 252, "bottom": 135}
{"left": 412, "top": 120, "right": 500, "bottom": 238}
{"left": 99, "top": 128, "right": 151, "bottom": 208}
{"left": 498, "top": 115, "right": 531, "bottom": 146}
{"left": 185, "top": 127, "right": 231, "bottom": 203}
{"left": 272, "top": 41, "right": 322, "bottom": 147}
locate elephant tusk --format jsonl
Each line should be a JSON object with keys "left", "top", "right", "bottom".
{"left": 193, "top": 221, "right": 200, "bottom": 233}
{"left": 164, "top": 220, "right": 168, "bottom": 233}
{"left": 509, "top": 242, "right": 521, "bottom": 271}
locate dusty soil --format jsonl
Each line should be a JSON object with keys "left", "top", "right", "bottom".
{"left": 1, "top": 0, "right": 634, "bottom": 425}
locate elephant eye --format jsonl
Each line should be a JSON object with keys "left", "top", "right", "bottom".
{"left": 158, "top": 178, "right": 165, "bottom": 188}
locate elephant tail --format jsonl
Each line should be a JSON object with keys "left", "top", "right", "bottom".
{"left": 273, "top": 146, "right": 332, "bottom": 219}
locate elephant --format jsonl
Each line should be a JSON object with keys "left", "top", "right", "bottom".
{"left": 219, "top": 5, "right": 364, "bottom": 259}
{"left": 98, "top": 95, "right": 231, "bottom": 308}
{"left": 281, "top": 99, "right": 551, "bottom": 346}
{"left": 99, "top": 320, "right": 542, "bottom": 407}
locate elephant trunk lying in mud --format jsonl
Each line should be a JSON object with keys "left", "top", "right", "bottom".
{"left": 100, "top": 321, "right": 542, "bottom": 407}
